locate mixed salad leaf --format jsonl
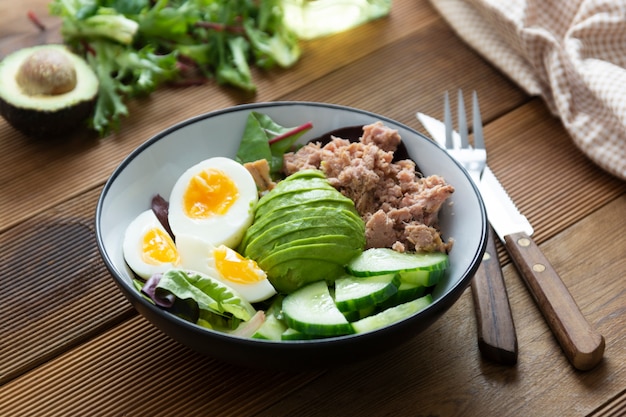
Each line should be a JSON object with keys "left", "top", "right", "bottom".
{"left": 49, "top": 0, "right": 301, "bottom": 135}
{"left": 141, "top": 269, "right": 257, "bottom": 332}
{"left": 236, "top": 111, "right": 312, "bottom": 178}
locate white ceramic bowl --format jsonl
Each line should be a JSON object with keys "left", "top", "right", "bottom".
{"left": 96, "top": 102, "right": 487, "bottom": 369}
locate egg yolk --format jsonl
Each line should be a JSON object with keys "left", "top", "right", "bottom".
{"left": 184, "top": 168, "right": 239, "bottom": 218}
{"left": 214, "top": 245, "right": 265, "bottom": 285}
{"left": 142, "top": 227, "right": 180, "bottom": 265}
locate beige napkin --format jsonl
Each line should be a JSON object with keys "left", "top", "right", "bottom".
{"left": 429, "top": 0, "right": 626, "bottom": 180}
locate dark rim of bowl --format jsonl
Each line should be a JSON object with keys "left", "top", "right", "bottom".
{"left": 94, "top": 100, "right": 488, "bottom": 346}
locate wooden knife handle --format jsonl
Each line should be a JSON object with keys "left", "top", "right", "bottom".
{"left": 471, "top": 225, "right": 518, "bottom": 365}
{"left": 504, "top": 231, "right": 605, "bottom": 370}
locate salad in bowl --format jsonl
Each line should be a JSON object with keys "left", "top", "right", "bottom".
{"left": 96, "top": 102, "right": 487, "bottom": 369}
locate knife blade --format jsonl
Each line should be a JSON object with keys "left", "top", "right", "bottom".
{"left": 479, "top": 166, "right": 605, "bottom": 370}
{"left": 417, "top": 112, "right": 518, "bottom": 365}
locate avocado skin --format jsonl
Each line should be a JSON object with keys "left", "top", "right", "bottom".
{"left": 0, "top": 96, "right": 95, "bottom": 137}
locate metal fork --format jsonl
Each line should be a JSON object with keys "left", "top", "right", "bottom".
{"left": 445, "top": 90, "right": 518, "bottom": 365}
{"left": 444, "top": 90, "right": 486, "bottom": 183}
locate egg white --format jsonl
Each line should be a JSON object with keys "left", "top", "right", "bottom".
{"left": 168, "top": 157, "right": 258, "bottom": 249}
{"left": 123, "top": 209, "right": 181, "bottom": 279}
{"left": 176, "top": 233, "right": 276, "bottom": 303}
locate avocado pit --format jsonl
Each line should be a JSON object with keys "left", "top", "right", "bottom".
{"left": 16, "top": 48, "right": 78, "bottom": 96}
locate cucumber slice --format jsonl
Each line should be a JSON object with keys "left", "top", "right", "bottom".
{"left": 252, "top": 296, "right": 287, "bottom": 340}
{"left": 347, "top": 248, "right": 449, "bottom": 277}
{"left": 252, "top": 313, "right": 288, "bottom": 340}
{"left": 351, "top": 294, "right": 433, "bottom": 334}
{"left": 379, "top": 281, "right": 427, "bottom": 309}
{"left": 334, "top": 273, "right": 400, "bottom": 312}
{"left": 281, "top": 327, "right": 321, "bottom": 340}
{"left": 342, "top": 305, "right": 376, "bottom": 322}
{"left": 282, "top": 281, "right": 354, "bottom": 336}
{"left": 399, "top": 268, "right": 445, "bottom": 287}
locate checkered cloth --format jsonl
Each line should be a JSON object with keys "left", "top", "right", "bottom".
{"left": 430, "top": 0, "right": 626, "bottom": 180}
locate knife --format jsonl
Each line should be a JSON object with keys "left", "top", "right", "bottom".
{"left": 479, "top": 166, "right": 605, "bottom": 370}
{"left": 418, "top": 112, "right": 606, "bottom": 371}
{"left": 418, "top": 112, "right": 518, "bottom": 365}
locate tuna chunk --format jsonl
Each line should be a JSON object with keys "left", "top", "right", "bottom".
{"left": 283, "top": 122, "right": 454, "bottom": 253}
{"left": 244, "top": 159, "right": 275, "bottom": 192}
{"left": 361, "top": 121, "right": 401, "bottom": 152}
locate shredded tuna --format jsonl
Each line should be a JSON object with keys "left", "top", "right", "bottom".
{"left": 361, "top": 121, "right": 402, "bottom": 152}
{"left": 283, "top": 121, "right": 454, "bottom": 253}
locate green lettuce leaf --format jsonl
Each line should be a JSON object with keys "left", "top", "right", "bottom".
{"left": 156, "top": 269, "right": 256, "bottom": 322}
{"left": 217, "top": 36, "right": 255, "bottom": 92}
{"left": 86, "top": 41, "right": 178, "bottom": 133}
{"left": 236, "top": 112, "right": 312, "bottom": 178}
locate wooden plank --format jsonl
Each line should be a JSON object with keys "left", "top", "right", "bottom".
{"left": 1, "top": 195, "right": 623, "bottom": 416}
{"left": 0, "top": 315, "right": 327, "bottom": 416}
{"left": 0, "top": 1, "right": 61, "bottom": 54}
{"left": 0, "top": 187, "right": 135, "bottom": 384}
{"left": 483, "top": 100, "right": 626, "bottom": 265}
{"left": 589, "top": 390, "right": 626, "bottom": 417}
{"left": 279, "top": 16, "right": 528, "bottom": 131}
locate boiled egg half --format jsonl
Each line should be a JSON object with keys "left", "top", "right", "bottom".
{"left": 176, "top": 233, "right": 276, "bottom": 303}
{"left": 168, "top": 157, "right": 258, "bottom": 249}
{"left": 122, "top": 209, "right": 181, "bottom": 279}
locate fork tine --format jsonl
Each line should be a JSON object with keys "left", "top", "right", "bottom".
{"left": 444, "top": 91, "right": 453, "bottom": 149}
{"left": 457, "top": 89, "right": 469, "bottom": 149}
{"left": 472, "top": 91, "right": 485, "bottom": 149}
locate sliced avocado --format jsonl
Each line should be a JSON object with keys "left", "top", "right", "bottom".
{"left": 0, "top": 44, "right": 98, "bottom": 137}
{"left": 270, "top": 234, "right": 359, "bottom": 253}
{"left": 255, "top": 188, "right": 355, "bottom": 218}
{"left": 267, "top": 259, "right": 347, "bottom": 294}
{"left": 242, "top": 214, "right": 364, "bottom": 256}
{"left": 281, "top": 169, "right": 326, "bottom": 181}
{"left": 244, "top": 198, "right": 358, "bottom": 238}
{"left": 273, "top": 171, "right": 333, "bottom": 194}
{"left": 245, "top": 222, "right": 338, "bottom": 255}
{"left": 254, "top": 180, "right": 335, "bottom": 212}
{"left": 245, "top": 204, "right": 363, "bottom": 243}
{"left": 244, "top": 222, "right": 362, "bottom": 257}
{"left": 242, "top": 171, "right": 366, "bottom": 294}
{"left": 262, "top": 177, "right": 338, "bottom": 194}
{"left": 246, "top": 233, "right": 360, "bottom": 262}
{"left": 259, "top": 242, "right": 362, "bottom": 267}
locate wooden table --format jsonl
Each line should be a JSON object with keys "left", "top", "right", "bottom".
{"left": 1, "top": 1, "right": 625, "bottom": 415}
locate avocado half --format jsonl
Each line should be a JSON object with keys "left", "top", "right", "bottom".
{"left": 0, "top": 44, "right": 98, "bottom": 138}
